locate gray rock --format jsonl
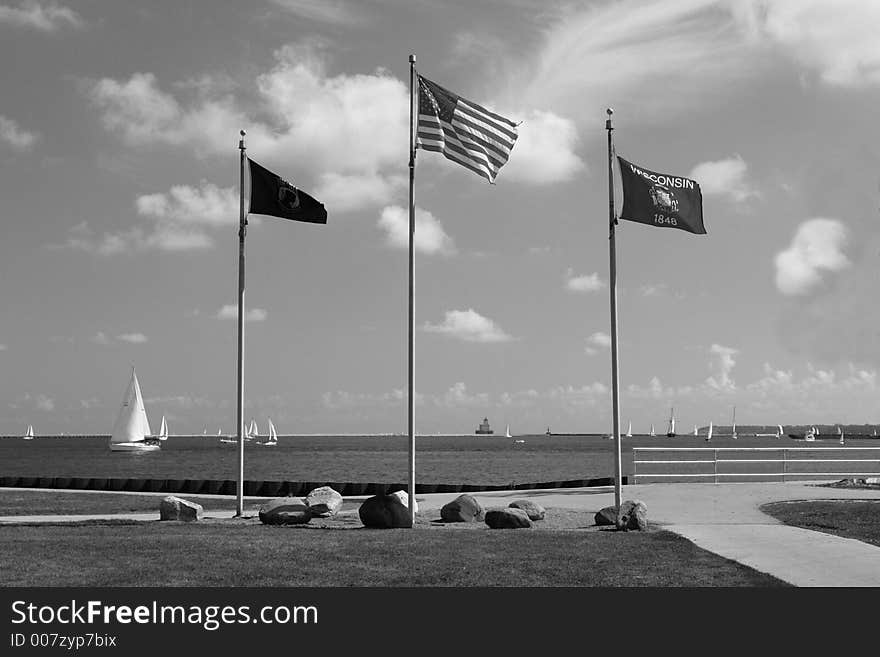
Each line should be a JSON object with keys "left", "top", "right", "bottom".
{"left": 388, "top": 490, "right": 418, "bottom": 514}
{"left": 616, "top": 499, "right": 648, "bottom": 531}
{"left": 509, "top": 499, "right": 545, "bottom": 521}
{"left": 358, "top": 494, "right": 412, "bottom": 528}
{"left": 440, "top": 494, "right": 484, "bottom": 522}
{"left": 305, "top": 486, "right": 343, "bottom": 517}
{"left": 159, "top": 496, "right": 203, "bottom": 522}
{"left": 259, "top": 498, "right": 312, "bottom": 525}
{"left": 485, "top": 507, "right": 532, "bottom": 529}
{"left": 594, "top": 505, "right": 617, "bottom": 526}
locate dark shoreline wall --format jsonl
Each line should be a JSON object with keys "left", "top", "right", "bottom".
{"left": 0, "top": 475, "right": 621, "bottom": 496}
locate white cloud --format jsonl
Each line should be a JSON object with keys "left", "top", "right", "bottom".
{"left": 499, "top": 110, "right": 585, "bottom": 184}
{"left": 116, "top": 333, "right": 148, "bottom": 344}
{"left": 35, "top": 394, "right": 54, "bottom": 412}
{"left": 435, "top": 382, "right": 490, "bottom": 408}
{"left": 315, "top": 172, "right": 405, "bottom": 213}
{"left": 739, "top": 0, "right": 880, "bottom": 86}
{"left": 589, "top": 332, "right": 611, "bottom": 349}
{"left": 706, "top": 344, "right": 738, "bottom": 392}
{"left": 137, "top": 183, "right": 238, "bottom": 226}
{"left": 269, "top": 0, "right": 365, "bottom": 26}
{"left": 0, "top": 115, "right": 38, "bottom": 150}
{"left": 0, "top": 1, "right": 83, "bottom": 31}
{"left": 378, "top": 205, "right": 455, "bottom": 256}
{"left": 774, "top": 218, "right": 849, "bottom": 295}
{"left": 423, "top": 309, "right": 513, "bottom": 343}
{"left": 216, "top": 305, "right": 267, "bottom": 322}
{"left": 565, "top": 270, "right": 605, "bottom": 293}
{"left": 689, "top": 155, "right": 756, "bottom": 202}
{"left": 51, "top": 222, "right": 213, "bottom": 255}
{"left": 321, "top": 388, "right": 423, "bottom": 410}
{"left": 90, "top": 332, "right": 110, "bottom": 345}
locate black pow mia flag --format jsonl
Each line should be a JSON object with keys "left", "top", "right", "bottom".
{"left": 248, "top": 158, "right": 327, "bottom": 224}
{"left": 617, "top": 156, "right": 705, "bottom": 235}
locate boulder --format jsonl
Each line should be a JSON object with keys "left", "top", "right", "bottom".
{"left": 388, "top": 490, "right": 419, "bottom": 514}
{"left": 594, "top": 505, "right": 617, "bottom": 526}
{"left": 358, "top": 494, "right": 412, "bottom": 528}
{"left": 159, "top": 496, "right": 203, "bottom": 522}
{"left": 616, "top": 500, "right": 648, "bottom": 531}
{"left": 485, "top": 507, "right": 532, "bottom": 529}
{"left": 509, "top": 499, "right": 545, "bottom": 521}
{"left": 258, "top": 498, "right": 312, "bottom": 525}
{"left": 305, "top": 486, "right": 343, "bottom": 517}
{"left": 440, "top": 494, "right": 484, "bottom": 523}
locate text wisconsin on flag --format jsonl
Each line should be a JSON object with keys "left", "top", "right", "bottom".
{"left": 416, "top": 74, "right": 518, "bottom": 183}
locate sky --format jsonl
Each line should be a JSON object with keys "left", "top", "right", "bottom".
{"left": 1, "top": 0, "right": 880, "bottom": 435}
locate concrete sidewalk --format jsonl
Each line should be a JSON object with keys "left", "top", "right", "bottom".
{"left": 2, "top": 482, "right": 880, "bottom": 586}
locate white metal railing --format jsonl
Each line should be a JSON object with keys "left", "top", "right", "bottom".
{"left": 632, "top": 447, "right": 880, "bottom": 483}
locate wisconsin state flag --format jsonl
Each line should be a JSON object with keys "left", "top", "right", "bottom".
{"left": 248, "top": 158, "right": 327, "bottom": 224}
{"left": 617, "top": 156, "right": 705, "bottom": 235}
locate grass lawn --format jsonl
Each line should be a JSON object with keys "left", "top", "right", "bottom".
{"left": 0, "top": 508, "right": 788, "bottom": 587}
{"left": 761, "top": 499, "right": 880, "bottom": 548}
{"left": 0, "top": 490, "right": 273, "bottom": 515}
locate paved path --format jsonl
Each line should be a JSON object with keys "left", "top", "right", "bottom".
{"left": 3, "top": 482, "right": 880, "bottom": 586}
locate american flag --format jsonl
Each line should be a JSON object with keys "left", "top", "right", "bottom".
{"left": 416, "top": 74, "right": 518, "bottom": 183}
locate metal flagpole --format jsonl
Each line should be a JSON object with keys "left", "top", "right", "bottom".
{"left": 606, "top": 109, "right": 623, "bottom": 510}
{"left": 236, "top": 130, "right": 247, "bottom": 517}
{"left": 407, "top": 54, "right": 417, "bottom": 526}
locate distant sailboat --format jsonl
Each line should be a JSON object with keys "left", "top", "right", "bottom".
{"left": 109, "top": 368, "right": 160, "bottom": 452}
{"left": 838, "top": 425, "right": 845, "bottom": 445}
{"left": 666, "top": 407, "right": 676, "bottom": 438}
{"left": 22, "top": 424, "right": 34, "bottom": 440}
{"left": 777, "top": 424, "right": 784, "bottom": 439}
{"left": 626, "top": 421, "right": 632, "bottom": 438}
{"left": 505, "top": 424, "right": 512, "bottom": 439}
{"left": 649, "top": 423, "right": 656, "bottom": 437}
{"left": 705, "top": 421, "right": 713, "bottom": 442}
{"left": 259, "top": 418, "right": 278, "bottom": 446}
{"left": 247, "top": 418, "right": 259, "bottom": 439}
{"left": 158, "top": 416, "right": 168, "bottom": 441}
{"left": 804, "top": 426, "right": 816, "bottom": 442}
{"left": 731, "top": 406, "right": 737, "bottom": 440}
{"left": 694, "top": 424, "right": 698, "bottom": 436}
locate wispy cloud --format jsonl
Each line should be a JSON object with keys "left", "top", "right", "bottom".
{"left": 565, "top": 269, "right": 605, "bottom": 293}
{"left": 116, "top": 333, "right": 148, "bottom": 344}
{"left": 268, "top": 0, "right": 365, "bottom": 26}
{"left": 0, "top": 115, "right": 38, "bottom": 150}
{"left": 423, "top": 309, "right": 513, "bottom": 343}
{"left": 137, "top": 183, "right": 238, "bottom": 227}
{"left": 705, "top": 343, "right": 738, "bottom": 392}
{"left": 585, "top": 331, "right": 612, "bottom": 355}
{"left": 378, "top": 205, "right": 456, "bottom": 256}
{"left": 774, "top": 218, "right": 849, "bottom": 295}
{"left": 0, "top": 1, "right": 84, "bottom": 32}
{"left": 216, "top": 305, "right": 267, "bottom": 322}
{"left": 50, "top": 220, "right": 213, "bottom": 255}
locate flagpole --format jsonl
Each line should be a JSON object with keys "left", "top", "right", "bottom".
{"left": 236, "top": 129, "right": 247, "bottom": 517}
{"left": 407, "top": 53, "right": 417, "bottom": 526}
{"left": 606, "top": 108, "right": 623, "bottom": 511}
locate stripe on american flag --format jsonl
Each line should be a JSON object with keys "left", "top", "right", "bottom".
{"left": 416, "top": 74, "right": 517, "bottom": 183}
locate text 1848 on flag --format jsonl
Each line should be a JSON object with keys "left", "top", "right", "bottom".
{"left": 416, "top": 74, "right": 517, "bottom": 183}
{"left": 248, "top": 158, "right": 327, "bottom": 224}
{"left": 617, "top": 156, "right": 705, "bottom": 235}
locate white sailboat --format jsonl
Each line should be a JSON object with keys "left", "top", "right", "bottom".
{"left": 626, "top": 421, "right": 632, "bottom": 438}
{"left": 22, "top": 424, "right": 34, "bottom": 440}
{"left": 694, "top": 424, "right": 698, "bottom": 436}
{"left": 666, "top": 407, "right": 676, "bottom": 437}
{"left": 247, "top": 418, "right": 259, "bottom": 439}
{"left": 776, "top": 424, "right": 784, "bottom": 439}
{"left": 158, "top": 416, "right": 168, "bottom": 441}
{"left": 649, "top": 423, "right": 655, "bottom": 437}
{"left": 705, "top": 421, "right": 713, "bottom": 442}
{"left": 505, "top": 424, "right": 512, "bottom": 439}
{"left": 731, "top": 406, "right": 737, "bottom": 440}
{"left": 838, "top": 425, "right": 845, "bottom": 445}
{"left": 109, "top": 368, "right": 159, "bottom": 452}
{"left": 259, "top": 418, "right": 278, "bottom": 446}
{"left": 804, "top": 426, "right": 817, "bottom": 442}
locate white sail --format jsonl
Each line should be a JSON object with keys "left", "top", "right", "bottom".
{"left": 667, "top": 407, "right": 675, "bottom": 436}
{"left": 247, "top": 418, "right": 259, "bottom": 438}
{"left": 109, "top": 368, "right": 156, "bottom": 450}
{"left": 505, "top": 424, "right": 511, "bottom": 438}
{"left": 694, "top": 425, "right": 698, "bottom": 436}
{"left": 158, "top": 416, "right": 168, "bottom": 441}
{"left": 706, "top": 421, "right": 713, "bottom": 442}
{"left": 731, "top": 406, "right": 737, "bottom": 439}
{"left": 23, "top": 424, "right": 34, "bottom": 440}
{"left": 777, "top": 424, "right": 784, "bottom": 438}
{"left": 650, "top": 423, "right": 655, "bottom": 437}
{"left": 266, "top": 418, "right": 278, "bottom": 445}
{"left": 626, "top": 421, "right": 632, "bottom": 438}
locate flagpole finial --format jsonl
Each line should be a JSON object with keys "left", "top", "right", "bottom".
{"left": 409, "top": 54, "right": 416, "bottom": 63}
{"left": 606, "top": 108, "right": 614, "bottom": 131}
